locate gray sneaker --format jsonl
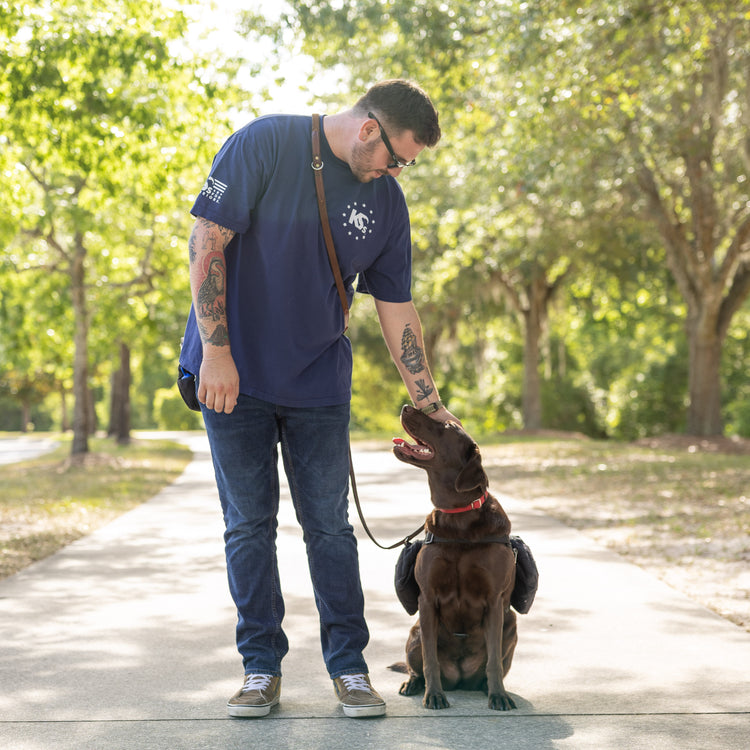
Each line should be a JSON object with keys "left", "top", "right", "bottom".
{"left": 227, "top": 674, "right": 280, "bottom": 717}
{"left": 333, "top": 673, "right": 386, "bottom": 718}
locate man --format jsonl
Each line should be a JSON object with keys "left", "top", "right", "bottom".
{"left": 180, "top": 79, "right": 458, "bottom": 719}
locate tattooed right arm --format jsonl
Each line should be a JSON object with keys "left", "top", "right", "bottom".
{"left": 189, "top": 218, "right": 235, "bottom": 353}
{"left": 373, "top": 299, "right": 459, "bottom": 424}
{"left": 188, "top": 217, "right": 239, "bottom": 414}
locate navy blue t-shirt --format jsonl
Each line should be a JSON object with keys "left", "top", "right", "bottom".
{"left": 179, "top": 114, "right": 413, "bottom": 407}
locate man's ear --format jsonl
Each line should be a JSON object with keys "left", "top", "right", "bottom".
{"left": 358, "top": 116, "right": 379, "bottom": 143}
{"left": 454, "top": 451, "right": 488, "bottom": 492}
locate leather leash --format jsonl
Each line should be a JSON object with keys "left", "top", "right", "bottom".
{"left": 312, "top": 114, "right": 422, "bottom": 550}
{"left": 349, "top": 445, "right": 425, "bottom": 550}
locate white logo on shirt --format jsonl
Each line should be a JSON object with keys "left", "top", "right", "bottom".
{"left": 342, "top": 202, "right": 375, "bottom": 240}
{"left": 199, "top": 176, "right": 228, "bottom": 204}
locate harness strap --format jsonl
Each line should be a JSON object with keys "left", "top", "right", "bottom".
{"left": 424, "top": 530, "right": 512, "bottom": 547}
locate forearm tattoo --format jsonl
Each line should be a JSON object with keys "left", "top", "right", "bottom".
{"left": 190, "top": 218, "right": 235, "bottom": 349}
{"left": 188, "top": 231, "right": 198, "bottom": 265}
{"left": 415, "top": 379, "right": 434, "bottom": 402}
{"left": 198, "top": 320, "right": 230, "bottom": 347}
{"left": 400, "top": 323, "right": 425, "bottom": 374}
{"left": 196, "top": 255, "right": 226, "bottom": 322}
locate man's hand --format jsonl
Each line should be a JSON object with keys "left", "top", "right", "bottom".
{"left": 198, "top": 353, "right": 240, "bottom": 414}
{"left": 427, "top": 405, "right": 462, "bottom": 426}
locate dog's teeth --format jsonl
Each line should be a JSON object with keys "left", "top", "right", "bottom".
{"left": 393, "top": 436, "right": 431, "bottom": 457}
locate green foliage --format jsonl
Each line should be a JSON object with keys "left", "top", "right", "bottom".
{"left": 260, "top": 0, "right": 750, "bottom": 439}
{"left": 0, "top": 0, "right": 243, "bottom": 438}
{"left": 349, "top": 296, "right": 405, "bottom": 434}
{"left": 153, "top": 387, "right": 203, "bottom": 432}
{"left": 1, "top": 1, "right": 749, "bottom": 442}
{"left": 723, "top": 303, "right": 750, "bottom": 437}
{"left": 541, "top": 378, "right": 604, "bottom": 438}
{"left": 0, "top": 394, "right": 55, "bottom": 432}
{"left": 608, "top": 351, "right": 689, "bottom": 441}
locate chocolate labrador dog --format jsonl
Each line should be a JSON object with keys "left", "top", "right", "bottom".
{"left": 391, "top": 405, "right": 518, "bottom": 711}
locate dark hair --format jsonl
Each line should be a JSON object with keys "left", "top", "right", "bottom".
{"left": 354, "top": 79, "right": 441, "bottom": 147}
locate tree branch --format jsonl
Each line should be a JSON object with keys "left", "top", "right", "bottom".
{"left": 718, "top": 257, "right": 750, "bottom": 339}
{"left": 634, "top": 159, "right": 700, "bottom": 309}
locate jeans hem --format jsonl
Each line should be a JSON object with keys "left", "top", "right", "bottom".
{"left": 243, "top": 668, "right": 283, "bottom": 678}
{"left": 329, "top": 667, "right": 370, "bottom": 680}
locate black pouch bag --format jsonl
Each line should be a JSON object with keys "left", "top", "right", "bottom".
{"left": 177, "top": 366, "right": 201, "bottom": 412}
{"left": 395, "top": 535, "right": 538, "bottom": 617}
{"left": 394, "top": 540, "right": 423, "bottom": 616}
{"left": 510, "top": 535, "right": 539, "bottom": 614}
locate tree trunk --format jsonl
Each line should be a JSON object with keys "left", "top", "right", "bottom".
{"left": 521, "top": 277, "right": 548, "bottom": 431}
{"left": 108, "top": 370, "right": 119, "bottom": 438}
{"left": 70, "top": 241, "right": 90, "bottom": 455}
{"left": 109, "top": 341, "right": 131, "bottom": 445}
{"left": 60, "top": 383, "right": 70, "bottom": 432}
{"left": 21, "top": 402, "right": 31, "bottom": 433}
{"left": 686, "top": 318, "right": 724, "bottom": 436}
{"left": 87, "top": 386, "right": 97, "bottom": 435}
{"left": 630, "top": 37, "right": 750, "bottom": 438}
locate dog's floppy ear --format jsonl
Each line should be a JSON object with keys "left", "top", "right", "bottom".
{"left": 454, "top": 450, "right": 488, "bottom": 492}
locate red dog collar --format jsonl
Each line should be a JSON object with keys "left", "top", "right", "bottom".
{"left": 439, "top": 492, "right": 488, "bottom": 514}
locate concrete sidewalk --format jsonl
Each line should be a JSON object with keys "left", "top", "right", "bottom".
{"left": 0, "top": 436, "right": 58, "bottom": 465}
{"left": 1, "top": 433, "right": 748, "bottom": 750}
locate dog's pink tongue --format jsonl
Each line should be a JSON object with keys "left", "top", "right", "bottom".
{"left": 392, "top": 437, "right": 406, "bottom": 446}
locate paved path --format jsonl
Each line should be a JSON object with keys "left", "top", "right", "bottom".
{"left": 0, "top": 436, "right": 58, "bottom": 465}
{"left": 1, "top": 432, "right": 748, "bottom": 749}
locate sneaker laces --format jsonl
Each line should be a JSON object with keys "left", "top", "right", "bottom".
{"left": 241, "top": 674, "right": 273, "bottom": 693}
{"left": 340, "top": 674, "right": 371, "bottom": 693}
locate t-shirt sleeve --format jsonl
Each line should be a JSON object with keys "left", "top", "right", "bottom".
{"left": 190, "top": 122, "right": 272, "bottom": 234}
{"left": 357, "top": 189, "right": 413, "bottom": 303}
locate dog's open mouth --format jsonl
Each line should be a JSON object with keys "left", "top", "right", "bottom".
{"left": 392, "top": 432, "right": 435, "bottom": 461}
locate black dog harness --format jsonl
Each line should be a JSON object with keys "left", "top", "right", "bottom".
{"left": 424, "top": 531, "right": 516, "bottom": 630}
{"left": 424, "top": 531, "right": 513, "bottom": 550}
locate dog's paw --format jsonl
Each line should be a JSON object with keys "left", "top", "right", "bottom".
{"left": 488, "top": 692, "right": 517, "bottom": 711}
{"left": 398, "top": 677, "right": 424, "bottom": 696}
{"left": 423, "top": 691, "right": 450, "bottom": 710}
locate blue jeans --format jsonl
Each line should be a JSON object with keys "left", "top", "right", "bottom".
{"left": 201, "top": 396, "right": 369, "bottom": 679}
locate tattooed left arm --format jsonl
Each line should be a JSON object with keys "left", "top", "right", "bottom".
{"left": 374, "top": 299, "right": 459, "bottom": 423}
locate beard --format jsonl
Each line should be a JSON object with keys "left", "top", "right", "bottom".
{"left": 349, "top": 139, "right": 387, "bottom": 183}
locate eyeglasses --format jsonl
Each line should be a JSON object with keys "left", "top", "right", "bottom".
{"left": 368, "top": 111, "right": 417, "bottom": 169}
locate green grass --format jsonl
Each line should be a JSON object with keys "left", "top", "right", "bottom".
{"left": 0, "top": 435, "right": 192, "bottom": 578}
{"left": 480, "top": 438, "right": 749, "bottom": 557}
{"left": 478, "top": 435, "right": 750, "bottom": 629}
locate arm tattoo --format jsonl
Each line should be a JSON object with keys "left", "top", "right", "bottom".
{"left": 196, "top": 255, "right": 226, "bottom": 323}
{"left": 415, "top": 379, "right": 434, "bottom": 402}
{"left": 189, "top": 218, "right": 235, "bottom": 350}
{"left": 191, "top": 219, "right": 235, "bottom": 258}
{"left": 188, "top": 232, "right": 197, "bottom": 265}
{"left": 400, "top": 323, "right": 426, "bottom": 374}
{"left": 200, "top": 322, "right": 230, "bottom": 347}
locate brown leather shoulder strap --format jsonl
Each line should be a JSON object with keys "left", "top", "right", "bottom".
{"left": 311, "top": 114, "right": 349, "bottom": 322}
{"left": 314, "top": 115, "right": 421, "bottom": 550}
